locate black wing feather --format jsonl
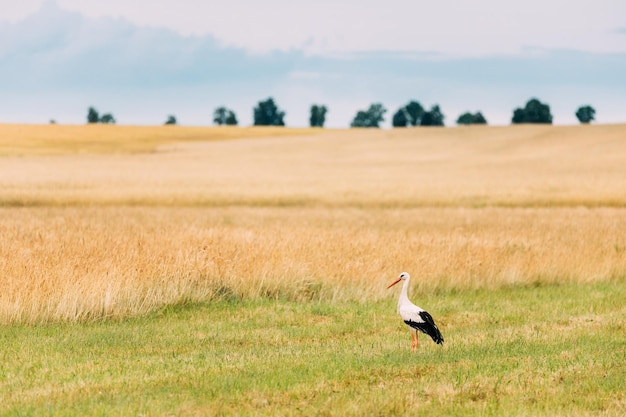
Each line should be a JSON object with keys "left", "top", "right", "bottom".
{"left": 404, "top": 310, "right": 444, "bottom": 345}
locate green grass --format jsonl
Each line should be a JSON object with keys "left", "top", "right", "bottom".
{"left": 1, "top": 281, "right": 625, "bottom": 416}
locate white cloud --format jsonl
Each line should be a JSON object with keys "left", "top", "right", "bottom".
{"left": 0, "top": 0, "right": 42, "bottom": 21}
{"left": 2, "top": 0, "right": 626, "bottom": 57}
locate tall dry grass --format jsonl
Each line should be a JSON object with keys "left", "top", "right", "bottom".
{"left": 1, "top": 123, "right": 625, "bottom": 324}
{"left": 1, "top": 206, "right": 624, "bottom": 324}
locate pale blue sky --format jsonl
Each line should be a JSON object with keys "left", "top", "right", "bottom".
{"left": 1, "top": 0, "right": 625, "bottom": 126}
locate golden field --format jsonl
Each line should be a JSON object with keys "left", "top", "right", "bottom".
{"left": 1, "top": 123, "right": 625, "bottom": 324}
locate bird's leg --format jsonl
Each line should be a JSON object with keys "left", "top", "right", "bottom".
{"left": 410, "top": 331, "right": 416, "bottom": 352}
{"left": 415, "top": 330, "right": 419, "bottom": 349}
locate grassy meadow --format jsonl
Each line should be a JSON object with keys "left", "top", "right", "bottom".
{"left": 0, "top": 123, "right": 625, "bottom": 415}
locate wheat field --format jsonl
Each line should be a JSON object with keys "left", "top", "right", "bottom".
{"left": 1, "top": 123, "right": 625, "bottom": 324}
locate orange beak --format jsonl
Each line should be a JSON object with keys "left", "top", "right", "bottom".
{"left": 387, "top": 278, "right": 402, "bottom": 289}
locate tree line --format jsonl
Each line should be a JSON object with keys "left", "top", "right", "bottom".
{"left": 84, "top": 98, "right": 597, "bottom": 127}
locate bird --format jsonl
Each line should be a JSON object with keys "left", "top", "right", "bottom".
{"left": 387, "top": 272, "right": 444, "bottom": 351}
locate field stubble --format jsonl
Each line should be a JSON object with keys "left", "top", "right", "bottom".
{"left": 1, "top": 123, "right": 626, "bottom": 324}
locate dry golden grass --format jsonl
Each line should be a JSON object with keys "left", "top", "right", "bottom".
{"left": 1, "top": 123, "right": 625, "bottom": 324}
{"left": 1, "top": 123, "right": 625, "bottom": 208}
{"left": 2, "top": 206, "right": 625, "bottom": 325}
{"left": 0, "top": 123, "right": 324, "bottom": 155}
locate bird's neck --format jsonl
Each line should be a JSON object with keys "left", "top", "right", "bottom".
{"left": 398, "top": 278, "right": 411, "bottom": 307}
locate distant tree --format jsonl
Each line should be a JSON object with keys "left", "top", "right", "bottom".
{"left": 49, "top": 119, "right": 57, "bottom": 124}
{"left": 86, "top": 106, "right": 117, "bottom": 124}
{"left": 420, "top": 105, "right": 445, "bottom": 126}
{"left": 575, "top": 105, "right": 595, "bottom": 124}
{"left": 457, "top": 111, "right": 487, "bottom": 125}
{"left": 392, "top": 108, "right": 410, "bottom": 127}
{"left": 225, "top": 110, "right": 238, "bottom": 126}
{"left": 164, "top": 115, "right": 177, "bottom": 125}
{"left": 512, "top": 108, "right": 526, "bottom": 124}
{"left": 213, "top": 107, "right": 228, "bottom": 125}
{"left": 213, "top": 107, "right": 238, "bottom": 126}
{"left": 350, "top": 103, "right": 387, "bottom": 128}
{"left": 524, "top": 99, "right": 552, "bottom": 124}
{"left": 351, "top": 110, "right": 370, "bottom": 127}
{"left": 456, "top": 113, "right": 474, "bottom": 125}
{"left": 253, "top": 98, "right": 285, "bottom": 126}
{"left": 309, "top": 104, "right": 328, "bottom": 127}
{"left": 474, "top": 112, "right": 487, "bottom": 124}
{"left": 87, "top": 107, "right": 99, "bottom": 124}
{"left": 392, "top": 101, "right": 425, "bottom": 127}
{"left": 404, "top": 101, "right": 425, "bottom": 126}
{"left": 99, "top": 113, "right": 116, "bottom": 124}
{"left": 511, "top": 98, "right": 553, "bottom": 124}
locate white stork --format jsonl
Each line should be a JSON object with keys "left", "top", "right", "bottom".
{"left": 387, "top": 272, "right": 444, "bottom": 351}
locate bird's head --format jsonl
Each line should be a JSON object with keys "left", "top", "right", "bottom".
{"left": 387, "top": 272, "right": 410, "bottom": 289}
